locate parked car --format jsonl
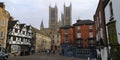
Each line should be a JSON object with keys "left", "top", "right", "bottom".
{"left": 0, "top": 46, "right": 8, "bottom": 60}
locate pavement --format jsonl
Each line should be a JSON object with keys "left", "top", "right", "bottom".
{"left": 8, "top": 53, "right": 88, "bottom": 60}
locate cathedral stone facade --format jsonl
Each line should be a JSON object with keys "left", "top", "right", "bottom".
{"left": 40, "top": 5, "right": 61, "bottom": 52}
{"left": 61, "top": 4, "right": 72, "bottom": 26}
{"left": 40, "top": 4, "right": 72, "bottom": 52}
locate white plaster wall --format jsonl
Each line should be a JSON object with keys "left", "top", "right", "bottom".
{"left": 105, "top": 0, "right": 120, "bottom": 44}
{"left": 101, "top": 47, "right": 108, "bottom": 60}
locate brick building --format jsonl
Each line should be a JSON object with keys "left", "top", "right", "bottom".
{"left": 60, "top": 20, "right": 96, "bottom": 58}
{"left": 73, "top": 20, "right": 96, "bottom": 58}
{"left": 94, "top": 0, "right": 109, "bottom": 60}
{"left": 60, "top": 25, "right": 74, "bottom": 56}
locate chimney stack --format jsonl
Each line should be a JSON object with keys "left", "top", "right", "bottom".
{"left": 77, "top": 20, "right": 81, "bottom": 22}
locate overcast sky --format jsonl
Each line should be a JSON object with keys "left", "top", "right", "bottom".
{"left": 0, "top": 0, "right": 99, "bottom": 29}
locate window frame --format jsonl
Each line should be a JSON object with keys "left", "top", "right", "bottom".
{"left": 77, "top": 32, "right": 81, "bottom": 38}
{"left": 89, "top": 32, "right": 93, "bottom": 38}
{"left": 109, "top": 2, "right": 114, "bottom": 18}
{"left": 1, "top": 20, "right": 5, "bottom": 26}
{"left": 77, "top": 26, "right": 80, "bottom": 30}
{"left": 0, "top": 31, "right": 4, "bottom": 39}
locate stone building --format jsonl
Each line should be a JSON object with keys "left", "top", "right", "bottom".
{"left": 0, "top": 2, "right": 10, "bottom": 48}
{"left": 32, "top": 27, "right": 51, "bottom": 53}
{"left": 45, "top": 5, "right": 61, "bottom": 52}
{"left": 61, "top": 4, "right": 72, "bottom": 26}
{"left": 49, "top": 5, "right": 58, "bottom": 30}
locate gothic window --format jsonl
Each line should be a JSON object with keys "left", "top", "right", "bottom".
{"left": 66, "top": 9, "right": 70, "bottom": 17}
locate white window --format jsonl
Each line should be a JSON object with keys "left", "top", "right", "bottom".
{"left": 77, "top": 33, "right": 81, "bottom": 38}
{"left": 90, "top": 40, "right": 94, "bottom": 44}
{"left": 89, "top": 25, "right": 93, "bottom": 29}
{"left": 64, "top": 29, "right": 68, "bottom": 34}
{"left": 0, "top": 31, "right": 4, "bottom": 38}
{"left": 77, "top": 26, "right": 80, "bottom": 30}
{"left": 89, "top": 32, "right": 93, "bottom": 38}
{"left": 1, "top": 20, "right": 5, "bottom": 26}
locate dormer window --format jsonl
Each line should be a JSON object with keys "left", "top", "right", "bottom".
{"left": 23, "top": 31, "right": 25, "bottom": 35}
{"left": 15, "top": 29, "right": 18, "bottom": 33}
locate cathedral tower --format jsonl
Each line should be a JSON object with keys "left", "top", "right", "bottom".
{"left": 62, "top": 3, "right": 72, "bottom": 26}
{"left": 49, "top": 5, "right": 58, "bottom": 30}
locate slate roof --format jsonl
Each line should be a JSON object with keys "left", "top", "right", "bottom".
{"left": 20, "top": 24, "right": 25, "bottom": 28}
{"left": 73, "top": 20, "right": 94, "bottom": 26}
{"left": 31, "top": 26, "right": 40, "bottom": 33}
{"left": 26, "top": 25, "right": 31, "bottom": 31}
{"left": 32, "top": 26, "right": 49, "bottom": 37}
{"left": 60, "top": 25, "right": 73, "bottom": 29}
{"left": 8, "top": 20, "right": 18, "bottom": 28}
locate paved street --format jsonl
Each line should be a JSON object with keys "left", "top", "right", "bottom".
{"left": 8, "top": 54, "right": 88, "bottom": 60}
